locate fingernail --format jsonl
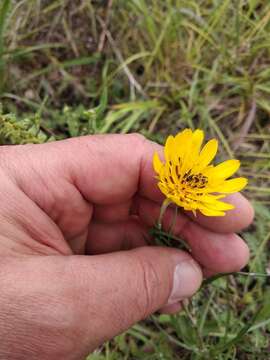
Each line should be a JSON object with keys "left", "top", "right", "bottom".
{"left": 168, "top": 260, "right": 202, "bottom": 304}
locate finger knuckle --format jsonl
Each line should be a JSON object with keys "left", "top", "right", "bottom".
{"left": 127, "top": 133, "right": 147, "bottom": 152}
{"left": 128, "top": 132, "right": 146, "bottom": 144}
{"left": 135, "top": 253, "right": 161, "bottom": 318}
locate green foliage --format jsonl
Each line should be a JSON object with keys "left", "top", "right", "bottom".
{"left": 0, "top": 111, "right": 52, "bottom": 144}
{"left": 0, "top": 0, "right": 10, "bottom": 91}
{"left": 0, "top": 0, "right": 269, "bottom": 359}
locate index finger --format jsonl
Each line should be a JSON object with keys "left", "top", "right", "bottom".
{"left": 10, "top": 133, "right": 253, "bottom": 234}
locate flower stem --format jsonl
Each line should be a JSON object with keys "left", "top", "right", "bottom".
{"left": 157, "top": 198, "right": 171, "bottom": 230}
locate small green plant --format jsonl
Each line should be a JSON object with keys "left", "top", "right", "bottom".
{"left": 0, "top": 110, "right": 52, "bottom": 144}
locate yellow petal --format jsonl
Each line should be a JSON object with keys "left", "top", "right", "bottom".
{"left": 206, "top": 159, "right": 240, "bottom": 180}
{"left": 180, "top": 130, "right": 204, "bottom": 173}
{"left": 211, "top": 177, "right": 248, "bottom": 193}
{"left": 175, "top": 128, "right": 193, "bottom": 147}
{"left": 197, "top": 139, "right": 218, "bottom": 169}
{"left": 170, "top": 162, "right": 180, "bottom": 184}
{"left": 203, "top": 200, "right": 235, "bottom": 211}
{"left": 192, "top": 129, "right": 204, "bottom": 149}
{"left": 187, "top": 129, "right": 205, "bottom": 166}
{"left": 164, "top": 135, "right": 175, "bottom": 162}
{"left": 199, "top": 207, "right": 226, "bottom": 216}
{"left": 190, "top": 194, "right": 225, "bottom": 203}
{"left": 174, "top": 129, "right": 193, "bottom": 160}
{"left": 153, "top": 152, "right": 163, "bottom": 173}
{"left": 169, "top": 195, "right": 183, "bottom": 207}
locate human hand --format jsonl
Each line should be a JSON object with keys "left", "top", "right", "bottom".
{"left": 0, "top": 134, "right": 253, "bottom": 359}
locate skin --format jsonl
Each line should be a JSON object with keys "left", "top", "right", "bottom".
{"left": 0, "top": 134, "right": 253, "bottom": 359}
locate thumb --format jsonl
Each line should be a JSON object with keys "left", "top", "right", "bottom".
{"left": 0, "top": 248, "right": 202, "bottom": 358}
{"left": 75, "top": 246, "right": 202, "bottom": 350}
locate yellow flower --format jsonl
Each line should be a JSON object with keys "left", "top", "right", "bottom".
{"left": 153, "top": 129, "right": 247, "bottom": 216}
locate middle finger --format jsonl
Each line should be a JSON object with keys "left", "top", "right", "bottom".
{"left": 136, "top": 196, "right": 250, "bottom": 273}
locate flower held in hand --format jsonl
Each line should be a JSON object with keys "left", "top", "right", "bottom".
{"left": 153, "top": 129, "right": 247, "bottom": 216}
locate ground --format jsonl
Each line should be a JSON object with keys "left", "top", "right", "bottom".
{"left": 0, "top": 1, "right": 270, "bottom": 359}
